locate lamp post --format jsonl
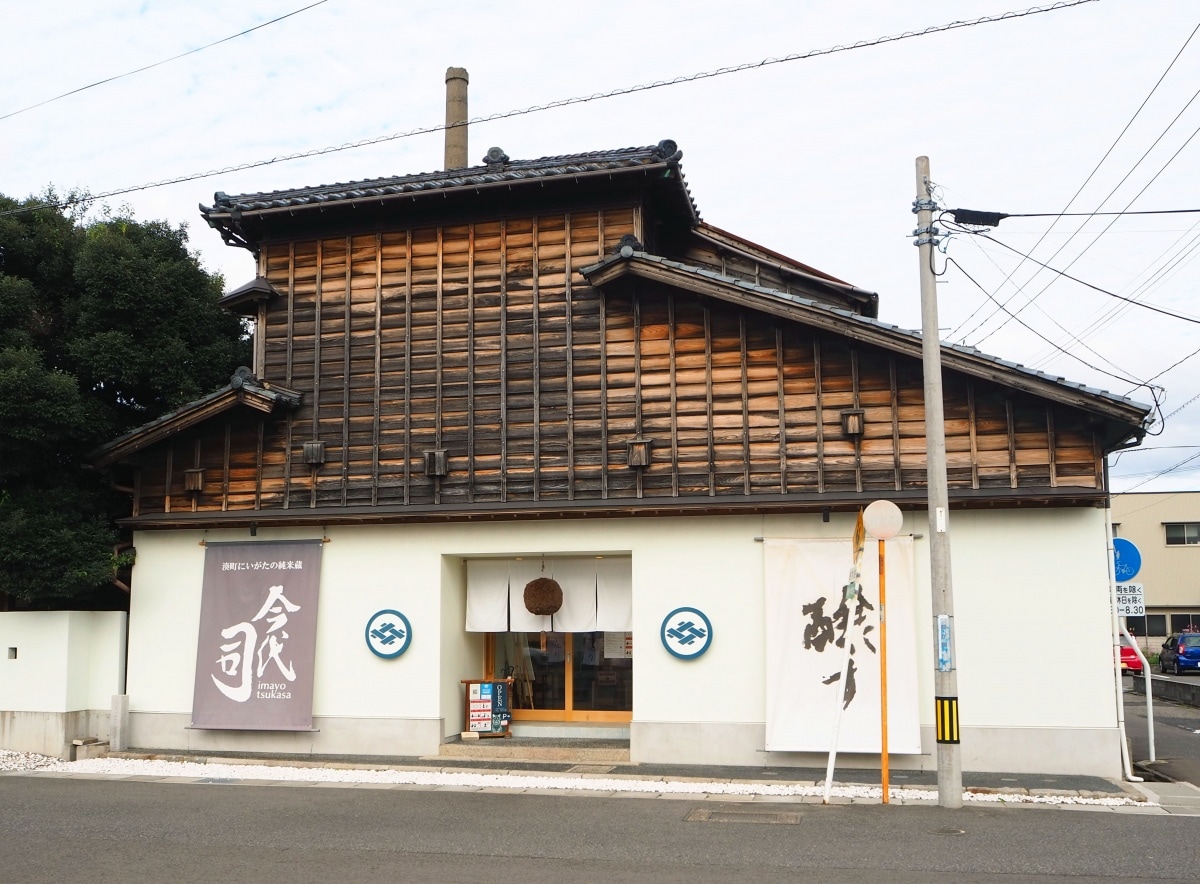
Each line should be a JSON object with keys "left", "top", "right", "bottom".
{"left": 864, "top": 499, "right": 904, "bottom": 805}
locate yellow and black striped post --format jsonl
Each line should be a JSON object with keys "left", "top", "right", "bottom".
{"left": 935, "top": 696, "right": 960, "bottom": 744}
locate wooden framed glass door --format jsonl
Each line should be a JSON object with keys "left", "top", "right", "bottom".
{"left": 488, "top": 631, "right": 632, "bottom": 722}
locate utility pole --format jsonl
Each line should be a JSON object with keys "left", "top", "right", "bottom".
{"left": 914, "top": 156, "right": 963, "bottom": 809}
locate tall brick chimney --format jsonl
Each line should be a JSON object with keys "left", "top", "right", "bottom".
{"left": 444, "top": 67, "right": 469, "bottom": 169}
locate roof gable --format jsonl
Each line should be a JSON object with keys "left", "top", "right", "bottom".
{"left": 91, "top": 369, "right": 301, "bottom": 468}
{"left": 581, "top": 248, "right": 1150, "bottom": 448}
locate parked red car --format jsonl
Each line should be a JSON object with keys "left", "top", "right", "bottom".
{"left": 1119, "top": 634, "right": 1144, "bottom": 674}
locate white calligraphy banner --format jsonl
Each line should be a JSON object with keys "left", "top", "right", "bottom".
{"left": 191, "top": 540, "right": 323, "bottom": 730}
{"left": 763, "top": 537, "right": 920, "bottom": 753}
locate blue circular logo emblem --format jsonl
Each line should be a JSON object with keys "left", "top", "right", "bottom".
{"left": 366, "top": 610, "right": 412, "bottom": 659}
{"left": 660, "top": 607, "right": 713, "bottom": 659}
{"left": 1113, "top": 538, "right": 1142, "bottom": 582}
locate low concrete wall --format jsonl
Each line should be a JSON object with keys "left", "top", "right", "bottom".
{"left": 0, "top": 611, "right": 127, "bottom": 757}
{"left": 1132, "top": 674, "right": 1200, "bottom": 708}
{"left": 0, "top": 710, "right": 108, "bottom": 758}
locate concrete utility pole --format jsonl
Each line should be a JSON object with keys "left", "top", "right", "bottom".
{"left": 914, "top": 156, "right": 963, "bottom": 809}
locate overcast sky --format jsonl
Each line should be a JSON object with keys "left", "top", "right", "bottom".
{"left": 4, "top": 0, "right": 1198, "bottom": 495}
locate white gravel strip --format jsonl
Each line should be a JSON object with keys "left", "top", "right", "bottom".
{"left": 0, "top": 751, "right": 1144, "bottom": 806}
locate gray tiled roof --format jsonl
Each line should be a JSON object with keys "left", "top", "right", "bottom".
{"left": 201, "top": 141, "right": 698, "bottom": 219}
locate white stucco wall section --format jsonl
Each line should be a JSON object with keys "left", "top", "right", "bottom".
{"left": 0, "top": 611, "right": 127, "bottom": 713}
{"left": 123, "top": 506, "right": 1121, "bottom": 776}
{"left": 949, "top": 507, "right": 1115, "bottom": 730}
{"left": 0, "top": 611, "right": 127, "bottom": 756}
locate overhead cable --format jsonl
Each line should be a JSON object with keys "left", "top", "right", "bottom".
{"left": 0, "top": 1, "right": 331, "bottom": 123}
{"left": 0, "top": 0, "right": 1098, "bottom": 219}
{"left": 949, "top": 228, "right": 1200, "bottom": 326}
{"left": 945, "top": 257, "right": 1160, "bottom": 394}
{"left": 1117, "top": 450, "right": 1200, "bottom": 491}
{"left": 948, "top": 20, "right": 1200, "bottom": 344}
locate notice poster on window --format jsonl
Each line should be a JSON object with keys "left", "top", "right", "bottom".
{"left": 604, "top": 632, "right": 633, "bottom": 659}
{"left": 191, "top": 540, "right": 323, "bottom": 731}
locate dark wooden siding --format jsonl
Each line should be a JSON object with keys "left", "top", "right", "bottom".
{"left": 124, "top": 204, "right": 1107, "bottom": 520}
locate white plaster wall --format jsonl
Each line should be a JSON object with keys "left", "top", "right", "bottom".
{"left": 0, "top": 612, "right": 72, "bottom": 712}
{"left": 125, "top": 531, "right": 209, "bottom": 714}
{"left": 947, "top": 506, "right": 1116, "bottom": 729}
{"left": 124, "top": 506, "right": 1119, "bottom": 774}
{"left": 439, "top": 554, "right": 481, "bottom": 738}
{"left": 312, "top": 525, "right": 443, "bottom": 719}
{"left": 84, "top": 612, "right": 127, "bottom": 710}
{"left": 0, "top": 611, "right": 127, "bottom": 714}
{"left": 128, "top": 526, "right": 448, "bottom": 721}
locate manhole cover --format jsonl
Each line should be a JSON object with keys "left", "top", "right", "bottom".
{"left": 685, "top": 807, "right": 801, "bottom": 825}
{"left": 930, "top": 827, "right": 966, "bottom": 835}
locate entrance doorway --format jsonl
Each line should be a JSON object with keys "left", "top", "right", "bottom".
{"left": 489, "top": 631, "right": 632, "bottom": 723}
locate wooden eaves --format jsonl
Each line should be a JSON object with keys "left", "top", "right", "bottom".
{"left": 582, "top": 249, "right": 1152, "bottom": 451}
{"left": 90, "top": 374, "right": 302, "bottom": 469}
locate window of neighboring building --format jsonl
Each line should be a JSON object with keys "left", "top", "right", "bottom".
{"left": 1169, "top": 613, "right": 1200, "bottom": 633}
{"left": 1164, "top": 523, "right": 1200, "bottom": 546}
{"left": 1126, "top": 614, "right": 1167, "bottom": 636}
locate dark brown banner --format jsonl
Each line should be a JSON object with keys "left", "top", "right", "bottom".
{"left": 191, "top": 540, "right": 323, "bottom": 730}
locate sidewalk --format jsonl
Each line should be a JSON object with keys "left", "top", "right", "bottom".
{"left": 11, "top": 746, "right": 1190, "bottom": 815}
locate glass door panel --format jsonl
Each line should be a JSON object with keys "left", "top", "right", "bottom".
{"left": 491, "top": 631, "right": 632, "bottom": 720}
{"left": 571, "top": 632, "right": 633, "bottom": 712}
{"left": 494, "top": 631, "right": 564, "bottom": 711}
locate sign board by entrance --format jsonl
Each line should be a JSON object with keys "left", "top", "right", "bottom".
{"left": 462, "top": 678, "right": 512, "bottom": 737}
{"left": 1115, "top": 583, "right": 1145, "bottom": 617}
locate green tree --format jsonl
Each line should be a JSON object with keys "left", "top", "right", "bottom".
{"left": 0, "top": 195, "right": 250, "bottom": 607}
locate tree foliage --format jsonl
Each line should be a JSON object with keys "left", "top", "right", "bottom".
{"left": 0, "top": 194, "right": 250, "bottom": 606}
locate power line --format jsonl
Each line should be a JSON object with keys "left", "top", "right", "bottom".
{"left": 1114, "top": 445, "right": 1200, "bottom": 455}
{"left": 946, "top": 211, "right": 1200, "bottom": 358}
{"left": 972, "top": 101, "right": 1200, "bottom": 346}
{"left": 1116, "top": 451, "right": 1200, "bottom": 491}
{"left": 1109, "top": 487, "right": 1190, "bottom": 517}
{"left": 1163, "top": 390, "right": 1200, "bottom": 421}
{"left": 944, "top": 256, "right": 1160, "bottom": 393}
{"left": 0, "top": 0, "right": 1098, "bottom": 220}
{"left": 0, "top": 2, "right": 331, "bottom": 123}
{"left": 1004, "top": 213, "right": 1200, "bottom": 371}
{"left": 948, "top": 20, "right": 1200, "bottom": 344}
{"left": 955, "top": 231, "right": 1140, "bottom": 382}
{"left": 953, "top": 229, "right": 1200, "bottom": 326}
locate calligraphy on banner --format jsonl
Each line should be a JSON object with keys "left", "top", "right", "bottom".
{"left": 762, "top": 537, "right": 921, "bottom": 753}
{"left": 191, "top": 540, "right": 323, "bottom": 730}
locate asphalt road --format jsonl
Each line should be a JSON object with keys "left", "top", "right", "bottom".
{"left": 1125, "top": 675, "right": 1200, "bottom": 786}
{"left": 0, "top": 775, "right": 1193, "bottom": 884}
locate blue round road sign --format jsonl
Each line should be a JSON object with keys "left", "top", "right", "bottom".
{"left": 1112, "top": 538, "right": 1142, "bottom": 582}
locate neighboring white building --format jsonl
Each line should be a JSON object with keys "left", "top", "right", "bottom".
{"left": 1112, "top": 491, "right": 1200, "bottom": 642}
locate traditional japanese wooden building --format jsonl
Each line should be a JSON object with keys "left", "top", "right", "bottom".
{"left": 94, "top": 110, "right": 1150, "bottom": 774}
